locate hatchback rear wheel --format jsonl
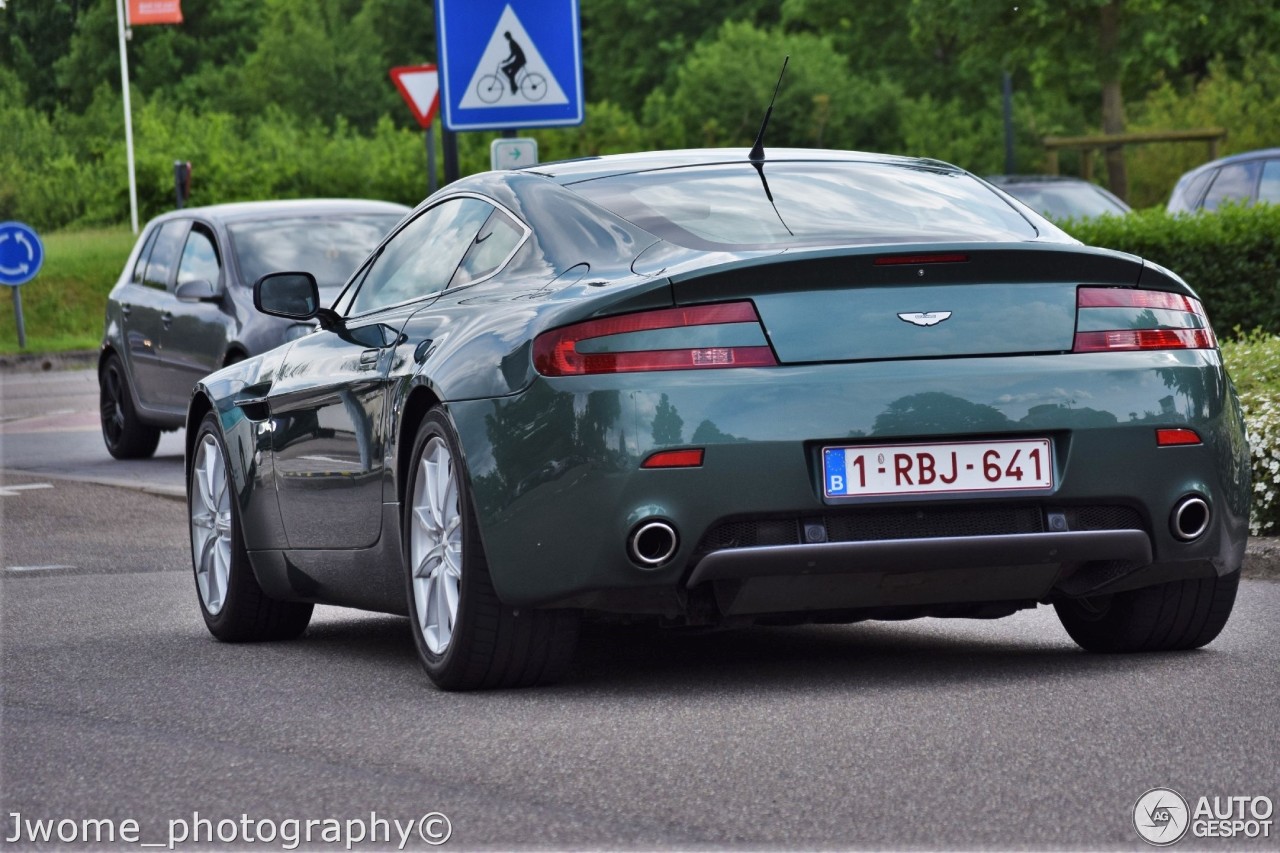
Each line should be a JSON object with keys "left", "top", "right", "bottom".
{"left": 1054, "top": 569, "right": 1239, "bottom": 652}
{"left": 403, "top": 409, "right": 578, "bottom": 690}
{"left": 99, "top": 354, "right": 161, "bottom": 459}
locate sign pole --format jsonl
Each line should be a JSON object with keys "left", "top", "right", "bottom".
{"left": 443, "top": 128, "right": 460, "bottom": 185}
{"left": 426, "top": 129, "right": 437, "bottom": 196}
{"left": 12, "top": 288, "right": 25, "bottom": 349}
{"left": 114, "top": 0, "right": 140, "bottom": 234}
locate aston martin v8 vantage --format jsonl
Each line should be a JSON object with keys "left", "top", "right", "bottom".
{"left": 185, "top": 149, "right": 1250, "bottom": 690}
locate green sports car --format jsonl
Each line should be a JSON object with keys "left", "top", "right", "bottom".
{"left": 185, "top": 148, "right": 1250, "bottom": 690}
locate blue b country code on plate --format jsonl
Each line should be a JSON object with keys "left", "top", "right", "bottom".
{"left": 823, "top": 438, "right": 1053, "bottom": 498}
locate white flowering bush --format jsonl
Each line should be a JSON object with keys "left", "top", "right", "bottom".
{"left": 1221, "top": 329, "right": 1280, "bottom": 536}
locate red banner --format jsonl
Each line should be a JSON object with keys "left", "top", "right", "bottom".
{"left": 128, "top": 0, "right": 183, "bottom": 26}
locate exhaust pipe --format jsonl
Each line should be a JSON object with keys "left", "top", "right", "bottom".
{"left": 628, "top": 520, "right": 679, "bottom": 568}
{"left": 1171, "top": 495, "right": 1210, "bottom": 541}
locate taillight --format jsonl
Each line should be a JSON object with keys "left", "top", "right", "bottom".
{"left": 533, "top": 302, "right": 778, "bottom": 376}
{"left": 1073, "top": 287, "right": 1217, "bottom": 353}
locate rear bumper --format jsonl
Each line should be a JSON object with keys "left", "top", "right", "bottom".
{"left": 448, "top": 349, "right": 1250, "bottom": 617}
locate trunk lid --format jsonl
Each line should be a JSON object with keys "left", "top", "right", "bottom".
{"left": 668, "top": 244, "right": 1146, "bottom": 363}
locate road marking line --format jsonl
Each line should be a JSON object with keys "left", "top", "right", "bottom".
{"left": 0, "top": 482, "right": 53, "bottom": 496}
{"left": 5, "top": 565, "right": 77, "bottom": 572}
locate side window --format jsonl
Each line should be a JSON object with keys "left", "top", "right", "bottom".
{"left": 450, "top": 210, "right": 526, "bottom": 287}
{"left": 130, "top": 228, "right": 161, "bottom": 285}
{"left": 1258, "top": 160, "right": 1280, "bottom": 205}
{"left": 176, "top": 226, "right": 221, "bottom": 285}
{"left": 1202, "top": 161, "right": 1261, "bottom": 211}
{"left": 143, "top": 221, "right": 189, "bottom": 291}
{"left": 348, "top": 198, "right": 491, "bottom": 315}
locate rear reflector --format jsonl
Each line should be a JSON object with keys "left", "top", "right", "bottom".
{"left": 874, "top": 253, "right": 970, "bottom": 266}
{"left": 1156, "top": 428, "right": 1202, "bottom": 447}
{"left": 1073, "top": 287, "right": 1217, "bottom": 352}
{"left": 533, "top": 302, "right": 778, "bottom": 376}
{"left": 641, "top": 448, "right": 705, "bottom": 469}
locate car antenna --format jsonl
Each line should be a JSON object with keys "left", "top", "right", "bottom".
{"left": 749, "top": 55, "right": 789, "bottom": 163}
{"left": 748, "top": 56, "right": 793, "bottom": 236}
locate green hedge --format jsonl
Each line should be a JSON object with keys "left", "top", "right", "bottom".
{"left": 1062, "top": 205, "right": 1280, "bottom": 336}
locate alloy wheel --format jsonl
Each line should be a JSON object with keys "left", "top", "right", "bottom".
{"left": 100, "top": 364, "right": 126, "bottom": 447}
{"left": 410, "top": 436, "right": 463, "bottom": 655}
{"left": 190, "top": 434, "right": 233, "bottom": 615}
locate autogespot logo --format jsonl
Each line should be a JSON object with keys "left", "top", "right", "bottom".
{"left": 1134, "top": 788, "right": 1191, "bottom": 846}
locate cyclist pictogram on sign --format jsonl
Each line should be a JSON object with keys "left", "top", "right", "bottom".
{"left": 458, "top": 6, "right": 570, "bottom": 109}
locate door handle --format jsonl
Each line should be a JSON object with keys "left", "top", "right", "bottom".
{"left": 359, "top": 348, "right": 380, "bottom": 369}
{"left": 161, "top": 311, "right": 174, "bottom": 329}
{"left": 120, "top": 304, "right": 132, "bottom": 317}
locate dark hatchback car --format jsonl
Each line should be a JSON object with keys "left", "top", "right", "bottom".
{"left": 1166, "top": 148, "right": 1280, "bottom": 213}
{"left": 185, "top": 149, "right": 1249, "bottom": 690}
{"left": 99, "top": 199, "right": 408, "bottom": 458}
{"left": 987, "top": 175, "right": 1131, "bottom": 220}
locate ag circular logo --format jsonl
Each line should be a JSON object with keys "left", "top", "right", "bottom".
{"left": 1134, "top": 787, "right": 1190, "bottom": 846}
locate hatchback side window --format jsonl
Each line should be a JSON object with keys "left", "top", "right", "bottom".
{"left": 130, "top": 228, "right": 161, "bottom": 285}
{"left": 450, "top": 210, "right": 526, "bottom": 288}
{"left": 348, "top": 198, "right": 491, "bottom": 315}
{"left": 1258, "top": 160, "right": 1280, "bottom": 205}
{"left": 176, "top": 227, "right": 221, "bottom": 286}
{"left": 1202, "top": 161, "right": 1261, "bottom": 211}
{"left": 143, "top": 221, "right": 189, "bottom": 290}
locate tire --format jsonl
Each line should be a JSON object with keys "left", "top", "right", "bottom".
{"left": 189, "top": 412, "right": 313, "bottom": 642}
{"left": 1055, "top": 569, "right": 1240, "bottom": 652}
{"left": 477, "top": 74, "right": 504, "bottom": 104}
{"left": 403, "top": 409, "right": 578, "bottom": 690}
{"left": 99, "top": 354, "right": 161, "bottom": 459}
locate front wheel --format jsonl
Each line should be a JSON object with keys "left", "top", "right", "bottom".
{"left": 403, "top": 409, "right": 578, "bottom": 690}
{"left": 189, "top": 413, "right": 312, "bottom": 641}
{"left": 520, "top": 72, "right": 547, "bottom": 101}
{"left": 1054, "top": 569, "right": 1240, "bottom": 652}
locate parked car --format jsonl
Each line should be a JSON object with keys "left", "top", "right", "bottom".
{"left": 185, "top": 149, "right": 1248, "bottom": 690}
{"left": 1166, "top": 147, "right": 1280, "bottom": 213}
{"left": 99, "top": 199, "right": 409, "bottom": 459}
{"left": 986, "top": 174, "right": 1131, "bottom": 220}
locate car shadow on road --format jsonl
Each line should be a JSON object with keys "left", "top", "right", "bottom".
{"left": 285, "top": 609, "right": 1223, "bottom": 697}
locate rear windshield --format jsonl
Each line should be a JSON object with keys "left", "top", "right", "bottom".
{"left": 566, "top": 161, "right": 1038, "bottom": 250}
{"left": 229, "top": 214, "right": 403, "bottom": 289}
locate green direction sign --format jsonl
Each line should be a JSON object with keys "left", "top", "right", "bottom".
{"left": 489, "top": 138, "right": 538, "bottom": 170}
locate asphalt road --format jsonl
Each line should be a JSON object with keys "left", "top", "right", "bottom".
{"left": 2, "top": 368, "right": 1279, "bottom": 850}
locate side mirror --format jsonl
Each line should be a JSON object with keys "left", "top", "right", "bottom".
{"left": 174, "top": 278, "right": 221, "bottom": 303}
{"left": 254, "top": 271, "right": 321, "bottom": 319}
{"left": 254, "top": 271, "right": 341, "bottom": 330}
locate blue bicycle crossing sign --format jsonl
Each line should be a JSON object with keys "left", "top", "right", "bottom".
{"left": 434, "top": 0, "right": 584, "bottom": 131}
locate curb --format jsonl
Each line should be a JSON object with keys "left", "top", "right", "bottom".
{"left": 0, "top": 350, "right": 99, "bottom": 373}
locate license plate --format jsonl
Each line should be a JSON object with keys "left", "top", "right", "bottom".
{"left": 822, "top": 439, "right": 1053, "bottom": 498}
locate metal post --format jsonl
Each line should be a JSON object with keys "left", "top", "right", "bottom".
{"left": 426, "top": 129, "right": 438, "bottom": 197}
{"left": 1002, "top": 72, "right": 1016, "bottom": 174}
{"left": 12, "top": 288, "right": 26, "bottom": 349}
{"left": 443, "top": 128, "right": 460, "bottom": 185}
{"left": 502, "top": 128, "right": 516, "bottom": 139}
{"left": 115, "top": 0, "right": 139, "bottom": 234}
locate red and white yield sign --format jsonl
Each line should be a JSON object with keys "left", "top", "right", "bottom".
{"left": 389, "top": 65, "right": 441, "bottom": 129}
